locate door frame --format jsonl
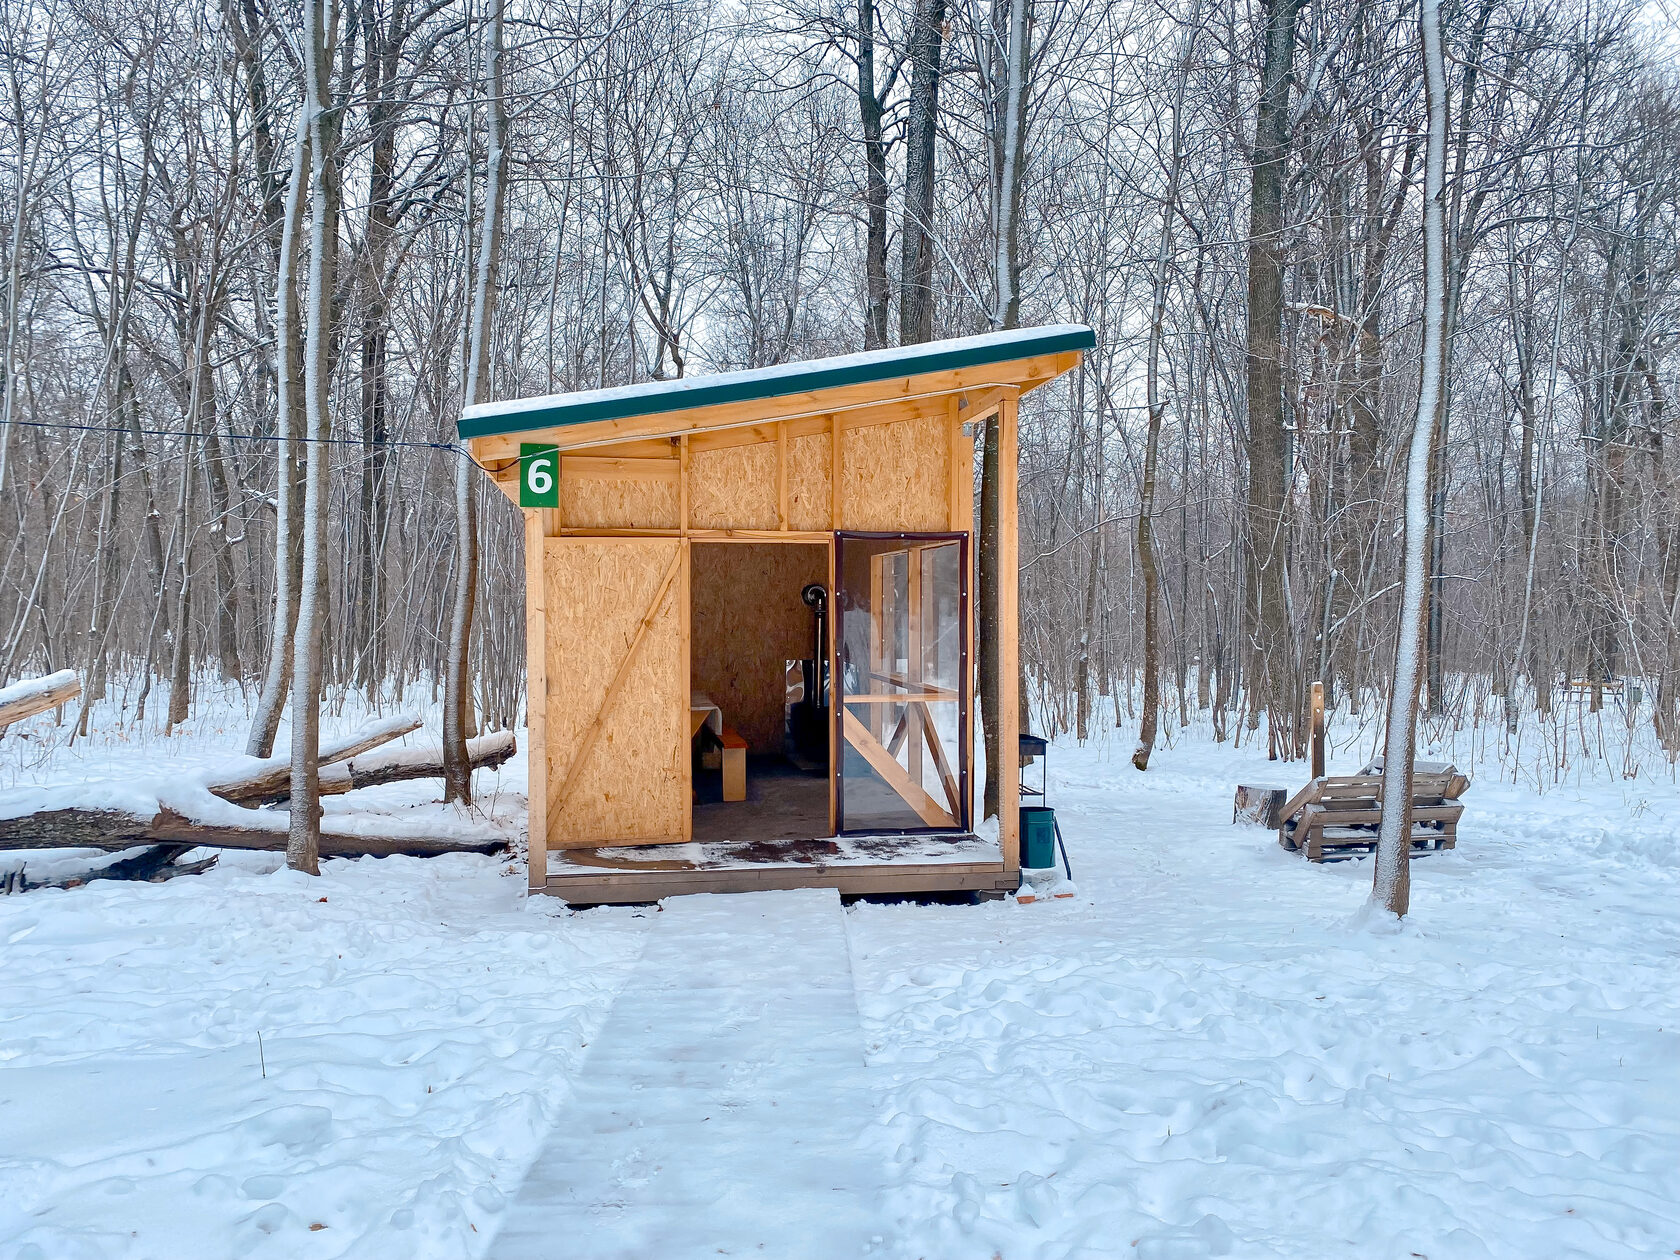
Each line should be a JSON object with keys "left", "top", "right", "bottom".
{"left": 831, "top": 530, "right": 971, "bottom": 836}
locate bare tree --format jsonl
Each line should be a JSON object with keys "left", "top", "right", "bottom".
{"left": 288, "top": 0, "right": 343, "bottom": 875}
{"left": 1373, "top": 0, "right": 1449, "bottom": 918}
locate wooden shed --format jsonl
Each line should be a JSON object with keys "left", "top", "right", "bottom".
{"left": 460, "top": 324, "right": 1093, "bottom": 903}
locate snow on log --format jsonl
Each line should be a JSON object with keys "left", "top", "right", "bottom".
{"left": 206, "top": 712, "right": 423, "bottom": 805}
{"left": 318, "top": 730, "right": 515, "bottom": 799}
{"left": 0, "top": 804, "right": 506, "bottom": 858}
{"left": 0, "top": 670, "right": 82, "bottom": 729}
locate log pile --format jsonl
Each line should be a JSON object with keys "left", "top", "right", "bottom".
{"left": 0, "top": 695, "right": 517, "bottom": 886}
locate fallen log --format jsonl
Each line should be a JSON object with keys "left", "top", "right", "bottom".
{"left": 0, "top": 670, "right": 82, "bottom": 730}
{"left": 0, "top": 804, "right": 507, "bottom": 858}
{"left": 207, "top": 712, "right": 423, "bottom": 805}
{"left": 315, "top": 730, "right": 516, "bottom": 800}
{"left": 2, "top": 844, "right": 219, "bottom": 894}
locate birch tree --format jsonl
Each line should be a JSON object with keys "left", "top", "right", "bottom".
{"left": 1373, "top": 0, "right": 1448, "bottom": 918}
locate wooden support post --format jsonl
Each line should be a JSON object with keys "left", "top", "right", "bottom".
{"left": 827, "top": 534, "right": 839, "bottom": 836}
{"left": 830, "top": 413, "right": 843, "bottom": 530}
{"left": 678, "top": 434, "right": 690, "bottom": 534}
{"left": 999, "top": 391, "right": 1021, "bottom": 874}
{"left": 680, "top": 537, "right": 693, "bottom": 841}
{"left": 868, "top": 552, "right": 885, "bottom": 742}
{"left": 524, "top": 509, "right": 549, "bottom": 889}
{"left": 1310, "top": 679, "right": 1325, "bottom": 780}
{"left": 777, "top": 420, "right": 790, "bottom": 531}
{"left": 907, "top": 544, "right": 923, "bottom": 789}
{"left": 948, "top": 397, "right": 967, "bottom": 532}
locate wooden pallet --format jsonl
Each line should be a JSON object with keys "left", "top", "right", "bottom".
{"left": 1277, "top": 767, "right": 1468, "bottom": 863}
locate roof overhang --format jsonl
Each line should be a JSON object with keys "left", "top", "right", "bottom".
{"left": 459, "top": 324, "right": 1094, "bottom": 465}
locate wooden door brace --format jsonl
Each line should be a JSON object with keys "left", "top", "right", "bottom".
{"left": 553, "top": 546, "right": 684, "bottom": 813}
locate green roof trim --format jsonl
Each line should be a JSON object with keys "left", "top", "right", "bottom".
{"left": 458, "top": 323, "right": 1095, "bottom": 440}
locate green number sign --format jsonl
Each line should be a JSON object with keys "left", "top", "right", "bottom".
{"left": 520, "top": 443, "right": 560, "bottom": 508}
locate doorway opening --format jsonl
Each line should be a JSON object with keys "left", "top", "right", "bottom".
{"left": 690, "top": 542, "right": 831, "bottom": 846}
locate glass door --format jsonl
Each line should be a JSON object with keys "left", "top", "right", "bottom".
{"left": 834, "top": 532, "right": 969, "bottom": 833}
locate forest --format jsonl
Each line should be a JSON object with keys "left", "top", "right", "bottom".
{"left": 3, "top": 0, "right": 1677, "bottom": 789}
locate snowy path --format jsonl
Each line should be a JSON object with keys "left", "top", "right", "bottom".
{"left": 486, "top": 888, "right": 887, "bottom": 1259}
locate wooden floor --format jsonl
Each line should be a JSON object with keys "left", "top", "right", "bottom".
{"left": 542, "top": 831, "right": 1010, "bottom": 904}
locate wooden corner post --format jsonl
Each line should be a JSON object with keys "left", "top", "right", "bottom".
{"left": 1310, "top": 680, "right": 1326, "bottom": 779}
{"left": 999, "top": 391, "right": 1021, "bottom": 875}
{"left": 524, "top": 508, "right": 549, "bottom": 890}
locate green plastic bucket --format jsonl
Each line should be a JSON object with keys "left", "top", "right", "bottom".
{"left": 1020, "top": 805, "right": 1058, "bottom": 869}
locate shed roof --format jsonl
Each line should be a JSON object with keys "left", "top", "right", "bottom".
{"left": 458, "top": 323, "right": 1095, "bottom": 441}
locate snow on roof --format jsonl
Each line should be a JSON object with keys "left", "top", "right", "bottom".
{"left": 457, "top": 323, "right": 1095, "bottom": 440}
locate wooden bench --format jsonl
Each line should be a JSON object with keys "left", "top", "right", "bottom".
{"left": 1278, "top": 763, "right": 1469, "bottom": 862}
{"left": 719, "top": 725, "right": 748, "bottom": 803}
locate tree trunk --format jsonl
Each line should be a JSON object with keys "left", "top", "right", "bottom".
{"left": 1134, "top": 14, "right": 1192, "bottom": 771}
{"left": 447, "top": 0, "right": 508, "bottom": 805}
{"left": 1243, "top": 0, "right": 1301, "bottom": 762}
{"left": 248, "top": 110, "right": 311, "bottom": 759}
{"left": 1374, "top": 0, "right": 1449, "bottom": 919}
{"left": 978, "top": 0, "right": 1026, "bottom": 818}
{"left": 897, "top": 0, "right": 946, "bottom": 347}
{"left": 857, "top": 0, "right": 890, "bottom": 350}
{"left": 288, "top": 0, "right": 340, "bottom": 875}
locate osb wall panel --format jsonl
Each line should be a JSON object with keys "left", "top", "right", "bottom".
{"left": 689, "top": 441, "right": 778, "bottom": 529}
{"left": 841, "top": 415, "right": 948, "bottom": 531}
{"left": 545, "top": 539, "right": 686, "bottom": 846}
{"left": 559, "top": 473, "right": 680, "bottom": 530}
{"left": 690, "top": 542, "right": 828, "bottom": 754}
{"left": 787, "top": 433, "right": 831, "bottom": 531}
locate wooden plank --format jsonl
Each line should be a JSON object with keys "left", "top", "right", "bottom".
{"left": 947, "top": 398, "right": 966, "bottom": 533}
{"left": 830, "top": 412, "right": 843, "bottom": 530}
{"left": 1302, "top": 803, "right": 1463, "bottom": 827}
{"left": 680, "top": 538, "right": 693, "bottom": 841}
{"left": 525, "top": 509, "right": 549, "bottom": 888}
{"left": 908, "top": 540, "right": 923, "bottom": 789}
{"left": 777, "top": 421, "right": 790, "bottom": 530}
{"left": 720, "top": 724, "right": 747, "bottom": 802}
{"left": 1310, "top": 680, "right": 1325, "bottom": 779}
{"left": 868, "top": 552, "right": 885, "bottom": 742}
{"left": 998, "top": 390, "right": 1021, "bottom": 874}
{"left": 552, "top": 546, "right": 685, "bottom": 816}
{"left": 540, "top": 861, "right": 1010, "bottom": 904}
{"left": 916, "top": 700, "right": 962, "bottom": 821}
{"left": 844, "top": 692, "right": 953, "bottom": 704}
{"left": 686, "top": 529, "right": 831, "bottom": 543}
{"left": 562, "top": 455, "right": 680, "bottom": 482}
{"left": 1277, "top": 779, "right": 1323, "bottom": 825}
{"left": 688, "top": 422, "right": 781, "bottom": 454}
{"left": 827, "top": 533, "right": 839, "bottom": 836}
{"left": 559, "top": 437, "right": 679, "bottom": 461}
{"left": 678, "top": 434, "right": 690, "bottom": 534}
{"left": 556, "top": 527, "right": 681, "bottom": 537}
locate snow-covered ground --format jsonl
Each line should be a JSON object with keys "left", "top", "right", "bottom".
{"left": 1, "top": 695, "right": 1676, "bottom": 1258}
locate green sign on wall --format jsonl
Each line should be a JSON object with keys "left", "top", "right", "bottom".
{"left": 519, "top": 443, "right": 560, "bottom": 508}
